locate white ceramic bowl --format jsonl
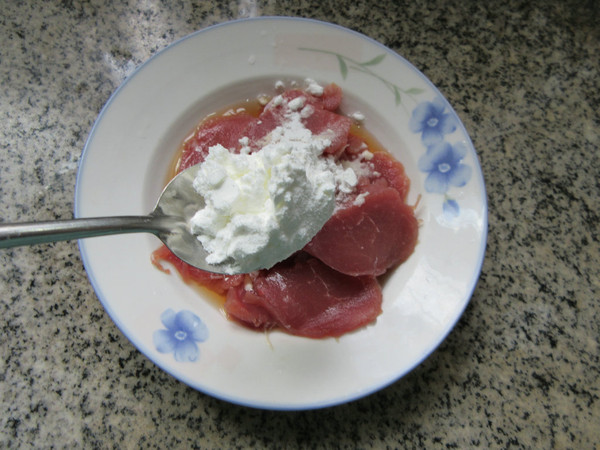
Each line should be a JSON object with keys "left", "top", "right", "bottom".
{"left": 75, "top": 17, "right": 487, "bottom": 410}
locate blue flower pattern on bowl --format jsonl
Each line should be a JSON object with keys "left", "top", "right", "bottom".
{"left": 409, "top": 97, "right": 457, "bottom": 146}
{"left": 418, "top": 141, "right": 472, "bottom": 194}
{"left": 410, "top": 97, "right": 472, "bottom": 217}
{"left": 153, "top": 309, "right": 208, "bottom": 362}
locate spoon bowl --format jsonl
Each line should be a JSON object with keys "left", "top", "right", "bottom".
{"left": 0, "top": 164, "right": 230, "bottom": 274}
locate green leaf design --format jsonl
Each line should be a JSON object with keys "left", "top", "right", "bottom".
{"left": 359, "top": 53, "right": 386, "bottom": 67}
{"left": 298, "top": 47, "right": 425, "bottom": 107}
{"left": 337, "top": 55, "right": 348, "bottom": 79}
{"left": 405, "top": 88, "right": 425, "bottom": 95}
{"left": 393, "top": 86, "right": 402, "bottom": 106}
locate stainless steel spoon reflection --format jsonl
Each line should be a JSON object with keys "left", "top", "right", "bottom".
{"left": 0, "top": 164, "right": 231, "bottom": 274}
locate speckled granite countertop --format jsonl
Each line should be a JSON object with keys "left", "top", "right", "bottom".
{"left": 1, "top": 0, "right": 598, "bottom": 447}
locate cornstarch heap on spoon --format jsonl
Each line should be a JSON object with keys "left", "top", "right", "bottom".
{"left": 189, "top": 81, "right": 360, "bottom": 274}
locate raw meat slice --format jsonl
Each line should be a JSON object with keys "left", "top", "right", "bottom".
{"left": 224, "top": 287, "right": 275, "bottom": 329}
{"left": 265, "top": 83, "right": 342, "bottom": 112}
{"left": 345, "top": 134, "right": 369, "bottom": 156}
{"left": 224, "top": 253, "right": 382, "bottom": 338}
{"left": 245, "top": 83, "right": 351, "bottom": 155}
{"left": 321, "top": 83, "right": 343, "bottom": 111}
{"left": 304, "top": 149, "right": 417, "bottom": 276}
{"left": 305, "top": 187, "right": 418, "bottom": 276}
{"left": 302, "top": 108, "right": 352, "bottom": 156}
{"left": 152, "top": 245, "right": 245, "bottom": 295}
{"left": 369, "top": 151, "right": 411, "bottom": 201}
{"left": 179, "top": 113, "right": 257, "bottom": 170}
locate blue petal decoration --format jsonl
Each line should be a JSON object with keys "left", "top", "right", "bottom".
{"left": 418, "top": 141, "right": 472, "bottom": 194}
{"left": 409, "top": 97, "right": 457, "bottom": 146}
{"left": 153, "top": 309, "right": 208, "bottom": 362}
{"left": 411, "top": 99, "right": 472, "bottom": 216}
{"left": 443, "top": 198, "right": 460, "bottom": 218}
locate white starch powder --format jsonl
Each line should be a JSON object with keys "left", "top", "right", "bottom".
{"left": 190, "top": 85, "right": 363, "bottom": 274}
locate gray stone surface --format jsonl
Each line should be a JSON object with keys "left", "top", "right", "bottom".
{"left": 0, "top": 0, "right": 598, "bottom": 447}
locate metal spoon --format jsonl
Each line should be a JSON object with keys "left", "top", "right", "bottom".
{"left": 0, "top": 164, "right": 228, "bottom": 273}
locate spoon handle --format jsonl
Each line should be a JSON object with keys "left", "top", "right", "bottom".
{"left": 0, "top": 216, "right": 167, "bottom": 248}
